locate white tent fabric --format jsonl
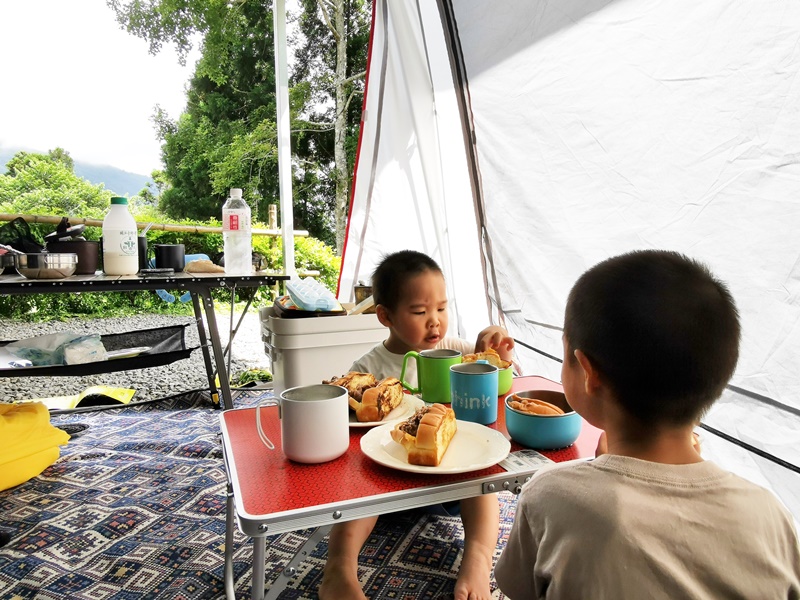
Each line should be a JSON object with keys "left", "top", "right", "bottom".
{"left": 339, "top": 0, "right": 800, "bottom": 519}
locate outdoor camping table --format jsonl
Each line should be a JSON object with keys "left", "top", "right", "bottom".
{"left": 220, "top": 375, "right": 602, "bottom": 600}
{"left": 0, "top": 271, "right": 289, "bottom": 410}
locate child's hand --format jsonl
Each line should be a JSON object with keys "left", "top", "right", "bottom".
{"left": 475, "top": 326, "right": 514, "bottom": 359}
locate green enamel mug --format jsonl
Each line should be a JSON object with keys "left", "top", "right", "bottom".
{"left": 400, "top": 348, "right": 462, "bottom": 404}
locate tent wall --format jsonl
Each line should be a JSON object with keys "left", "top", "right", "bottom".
{"left": 340, "top": 0, "right": 800, "bottom": 517}
{"left": 339, "top": 0, "right": 488, "bottom": 340}
{"left": 450, "top": 0, "right": 800, "bottom": 403}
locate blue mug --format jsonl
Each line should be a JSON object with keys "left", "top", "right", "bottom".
{"left": 449, "top": 361, "right": 499, "bottom": 424}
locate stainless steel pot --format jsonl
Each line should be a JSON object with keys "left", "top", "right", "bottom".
{"left": 15, "top": 253, "right": 78, "bottom": 279}
{"left": 0, "top": 253, "right": 19, "bottom": 269}
{"left": 0, "top": 243, "right": 25, "bottom": 273}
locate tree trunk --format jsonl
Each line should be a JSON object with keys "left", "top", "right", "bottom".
{"left": 333, "top": 0, "right": 349, "bottom": 254}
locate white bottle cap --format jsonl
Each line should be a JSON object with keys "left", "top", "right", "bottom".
{"left": 230, "top": 188, "right": 243, "bottom": 198}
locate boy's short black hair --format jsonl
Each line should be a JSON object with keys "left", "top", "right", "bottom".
{"left": 372, "top": 250, "right": 443, "bottom": 311}
{"left": 564, "top": 249, "right": 740, "bottom": 425}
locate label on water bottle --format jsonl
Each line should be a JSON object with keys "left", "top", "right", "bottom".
{"left": 223, "top": 209, "right": 251, "bottom": 233}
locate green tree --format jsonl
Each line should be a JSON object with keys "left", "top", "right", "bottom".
{"left": 293, "top": 0, "right": 370, "bottom": 252}
{"left": 108, "top": 0, "right": 371, "bottom": 251}
{"left": 110, "top": 1, "right": 286, "bottom": 229}
{"left": 0, "top": 150, "right": 111, "bottom": 219}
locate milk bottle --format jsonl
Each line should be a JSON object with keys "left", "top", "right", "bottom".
{"left": 102, "top": 197, "right": 139, "bottom": 275}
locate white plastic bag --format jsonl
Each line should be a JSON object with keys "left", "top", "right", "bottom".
{"left": 6, "top": 332, "right": 106, "bottom": 366}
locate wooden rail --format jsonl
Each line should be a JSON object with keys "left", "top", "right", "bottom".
{"left": 0, "top": 212, "right": 308, "bottom": 238}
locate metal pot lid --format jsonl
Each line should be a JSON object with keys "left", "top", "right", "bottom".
{"left": 45, "top": 223, "right": 86, "bottom": 242}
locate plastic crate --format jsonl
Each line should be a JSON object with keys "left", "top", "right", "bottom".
{"left": 260, "top": 307, "right": 388, "bottom": 393}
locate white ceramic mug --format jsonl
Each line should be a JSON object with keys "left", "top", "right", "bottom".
{"left": 279, "top": 384, "right": 350, "bottom": 463}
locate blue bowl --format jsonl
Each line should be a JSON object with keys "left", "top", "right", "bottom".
{"left": 505, "top": 390, "right": 582, "bottom": 449}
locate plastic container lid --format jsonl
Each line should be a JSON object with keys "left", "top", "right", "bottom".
{"left": 230, "top": 188, "right": 243, "bottom": 199}
{"left": 110, "top": 197, "right": 128, "bottom": 205}
{"left": 285, "top": 277, "right": 341, "bottom": 312}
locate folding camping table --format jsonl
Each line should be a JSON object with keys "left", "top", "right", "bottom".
{"left": 0, "top": 271, "right": 289, "bottom": 410}
{"left": 220, "top": 375, "right": 602, "bottom": 600}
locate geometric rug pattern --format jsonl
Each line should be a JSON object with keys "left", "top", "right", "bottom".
{"left": 0, "top": 390, "right": 516, "bottom": 599}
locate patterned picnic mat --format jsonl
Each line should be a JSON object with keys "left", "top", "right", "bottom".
{"left": 0, "top": 390, "right": 516, "bottom": 599}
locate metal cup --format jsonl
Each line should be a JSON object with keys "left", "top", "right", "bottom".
{"left": 138, "top": 237, "right": 148, "bottom": 271}
{"left": 154, "top": 244, "right": 185, "bottom": 272}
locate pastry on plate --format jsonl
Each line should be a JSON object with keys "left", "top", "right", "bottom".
{"left": 390, "top": 404, "right": 457, "bottom": 466}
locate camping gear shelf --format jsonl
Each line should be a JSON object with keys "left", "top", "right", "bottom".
{"left": 0, "top": 325, "right": 195, "bottom": 378}
{"left": 0, "top": 271, "right": 290, "bottom": 409}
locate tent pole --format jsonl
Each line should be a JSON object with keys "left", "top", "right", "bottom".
{"left": 274, "top": 0, "right": 295, "bottom": 276}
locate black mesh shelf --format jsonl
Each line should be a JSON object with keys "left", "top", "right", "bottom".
{"left": 0, "top": 325, "right": 197, "bottom": 378}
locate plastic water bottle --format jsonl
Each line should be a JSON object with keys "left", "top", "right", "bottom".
{"left": 102, "top": 197, "right": 139, "bottom": 275}
{"left": 222, "top": 188, "right": 253, "bottom": 274}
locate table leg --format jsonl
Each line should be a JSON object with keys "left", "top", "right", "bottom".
{"left": 264, "top": 525, "right": 332, "bottom": 600}
{"left": 192, "top": 283, "right": 261, "bottom": 410}
{"left": 197, "top": 288, "right": 236, "bottom": 410}
{"left": 252, "top": 536, "right": 266, "bottom": 600}
{"left": 224, "top": 287, "right": 257, "bottom": 375}
{"left": 191, "top": 293, "right": 221, "bottom": 406}
{"left": 224, "top": 482, "right": 237, "bottom": 600}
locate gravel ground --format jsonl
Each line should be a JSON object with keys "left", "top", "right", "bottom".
{"left": 0, "top": 310, "right": 268, "bottom": 403}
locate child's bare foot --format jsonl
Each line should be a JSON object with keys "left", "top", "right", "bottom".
{"left": 453, "top": 550, "right": 492, "bottom": 600}
{"left": 319, "top": 563, "right": 367, "bottom": 600}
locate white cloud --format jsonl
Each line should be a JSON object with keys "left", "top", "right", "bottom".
{"left": 0, "top": 1, "right": 198, "bottom": 175}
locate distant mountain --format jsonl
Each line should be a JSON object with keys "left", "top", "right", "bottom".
{"left": 73, "top": 163, "right": 153, "bottom": 199}
{"left": 0, "top": 148, "right": 153, "bottom": 199}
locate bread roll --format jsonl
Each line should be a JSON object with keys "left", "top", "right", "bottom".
{"left": 350, "top": 377, "right": 404, "bottom": 422}
{"left": 508, "top": 395, "right": 565, "bottom": 415}
{"left": 462, "top": 348, "right": 511, "bottom": 369}
{"left": 390, "top": 404, "right": 457, "bottom": 466}
{"left": 323, "top": 372, "right": 378, "bottom": 404}
{"left": 184, "top": 259, "right": 226, "bottom": 273}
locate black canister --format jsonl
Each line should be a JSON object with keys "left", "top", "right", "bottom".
{"left": 46, "top": 240, "right": 100, "bottom": 275}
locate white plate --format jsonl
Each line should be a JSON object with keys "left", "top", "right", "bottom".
{"left": 349, "top": 394, "right": 425, "bottom": 428}
{"left": 106, "top": 346, "right": 151, "bottom": 360}
{"left": 360, "top": 420, "right": 511, "bottom": 474}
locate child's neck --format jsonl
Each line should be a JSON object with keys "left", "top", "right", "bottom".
{"left": 592, "top": 391, "right": 703, "bottom": 465}
{"left": 382, "top": 334, "right": 416, "bottom": 355}
{"left": 605, "top": 424, "right": 702, "bottom": 465}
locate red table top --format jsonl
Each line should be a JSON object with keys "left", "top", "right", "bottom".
{"left": 221, "top": 376, "right": 601, "bottom": 532}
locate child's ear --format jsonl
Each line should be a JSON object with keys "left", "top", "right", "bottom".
{"left": 375, "top": 304, "right": 392, "bottom": 328}
{"left": 574, "top": 349, "right": 603, "bottom": 395}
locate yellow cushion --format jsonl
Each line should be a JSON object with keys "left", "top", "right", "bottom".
{"left": 0, "top": 402, "right": 70, "bottom": 491}
{"left": 0, "top": 445, "right": 63, "bottom": 491}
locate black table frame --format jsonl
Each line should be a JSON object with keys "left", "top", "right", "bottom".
{"left": 0, "top": 271, "right": 289, "bottom": 410}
